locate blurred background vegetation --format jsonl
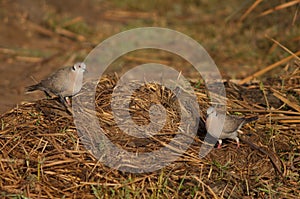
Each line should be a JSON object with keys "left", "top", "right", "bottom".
{"left": 0, "top": 0, "right": 299, "bottom": 110}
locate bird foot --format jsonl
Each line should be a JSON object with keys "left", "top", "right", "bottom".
{"left": 65, "top": 97, "right": 71, "bottom": 106}
{"left": 235, "top": 137, "right": 240, "bottom": 148}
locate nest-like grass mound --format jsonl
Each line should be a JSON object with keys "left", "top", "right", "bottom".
{"left": 0, "top": 63, "right": 299, "bottom": 198}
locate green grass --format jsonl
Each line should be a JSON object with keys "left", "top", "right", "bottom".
{"left": 43, "top": 10, "right": 91, "bottom": 35}
{"left": 0, "top": 194, "right": 30, "bottom": 199}
{"left": 212, "top": 160, "right": 231, "bottom": 179}
{"left": 108, "top": 0, "right": 300, "bottom": 79}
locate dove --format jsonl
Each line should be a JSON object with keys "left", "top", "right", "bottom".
{"left": 206, "top": 106, "right": 258, "bottom": 148}
{"left": 26, "top": 62, "right": 86, "bottom": 106}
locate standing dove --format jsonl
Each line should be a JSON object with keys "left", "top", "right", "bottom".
{"left": 26, "top": 62, "right": 86, "bottom": 106}
{"left": 206, "top": 106, "right": 258, "bottom": 148}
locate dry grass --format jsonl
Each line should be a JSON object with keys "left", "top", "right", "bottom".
{"left": 0, "top": 0, "right": 299, "bottom": 198}
{"left": 1, "top": 61, "right": 299, "bottom": 198}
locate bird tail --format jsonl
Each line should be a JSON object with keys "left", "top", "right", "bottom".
{"left": 25, "top": 83, "right": 40, "bottom": 92}
{"left": 244, "top": 116, "right": 258, "bottom": 124}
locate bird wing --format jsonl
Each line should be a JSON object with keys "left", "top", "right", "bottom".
{"left": 222, "top": 115, "right": 245, "bottom": 134}
{"left": 40, "top": 67, "right": 72, "bottom": 96}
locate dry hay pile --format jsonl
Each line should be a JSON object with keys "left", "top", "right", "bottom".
{"left": 0, "top": 63, "right": 299, "bottom": 198}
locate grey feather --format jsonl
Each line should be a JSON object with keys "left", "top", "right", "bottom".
{"left": 26, "top": 62, "right": 86, "bottom": 105}
{"left": 206, "top": 106, "right": 258, "bottom": 148}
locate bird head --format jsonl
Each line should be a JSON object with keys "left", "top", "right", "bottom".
{"left": 72, "top": 62, "right": 87, "bottom": 72}
{"left": 206, "top": 106, "right": 216, "bottom": 117}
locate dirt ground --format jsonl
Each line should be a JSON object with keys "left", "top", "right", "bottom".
{"left": 1, "top": 0, "right": 299, "bottom": 114}
{"left": 0, "top": 0, "right": 108, "bottom": 113}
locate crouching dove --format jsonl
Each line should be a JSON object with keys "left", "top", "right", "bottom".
{"left": 26, "top": 62, "right": 86, "bottom": 106}
{"left": 206, "top": 106, "right": 258, "bottom": 148}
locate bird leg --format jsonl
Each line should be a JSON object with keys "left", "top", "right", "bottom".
{"left": 57, "top": 95, "right": 73, "bottom": 115}
{"left": 236, "top": 130, "right": 244, "bottom": 148}
{"left": 57, "top": 95, "right": 70, "bottom": 107}
{"left": 217, "top": 138, "right": 240, "bottom": 148}
{"left": 217, "top": 139, "right": 222, "bottom": 149}
{"left": 235, "top": 137, "right": 240, "bottom": 148}
{"left": 65, "top": 96, "right": 71, "bottom": 106}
